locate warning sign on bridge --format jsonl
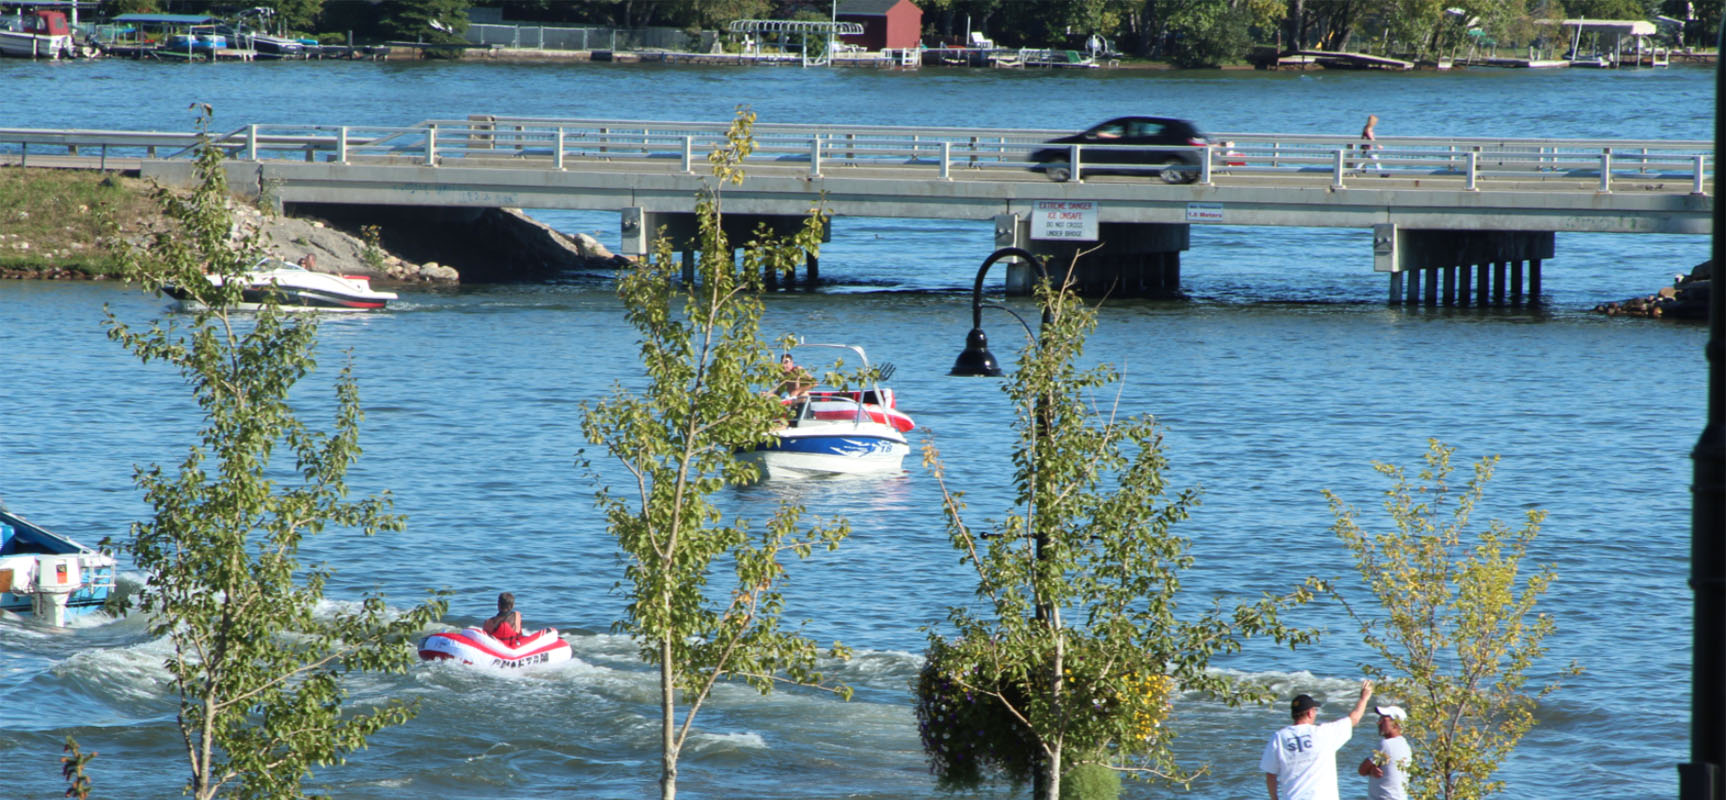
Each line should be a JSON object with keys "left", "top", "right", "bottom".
{"left": 1030, "top": 200, "right": 1098, "bottom": 241}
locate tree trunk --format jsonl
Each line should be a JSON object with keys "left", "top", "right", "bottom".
{"left": 661, "top": 636, "right": 678, "bottom": 800}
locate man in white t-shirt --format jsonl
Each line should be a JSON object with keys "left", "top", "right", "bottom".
{"left": 1260, "top": 680, "right": 1374, "bottom": 800}
{"left": 1357, "top": 705, "right": 1412, "bottom": 800}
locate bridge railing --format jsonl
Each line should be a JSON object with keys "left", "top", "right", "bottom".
{"left": 0, "top": 120, "right": 1710, "bottom": 195}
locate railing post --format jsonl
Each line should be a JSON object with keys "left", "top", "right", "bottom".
{"left": 1332, "top": 148, "right": 1346, "bottom": 189}
{"left": 425, "top": 126, "right": 437, "bottom": 166}
{"left": 1695, "top": 154, "right": 1709, "bottom": 196}
{"left": 337, "top": 126, "right": 348, "bottom": 164}
{"left": 555, "top": 127, "right": 565, "bottom": 170}
{"left": 1599, "top": 148, "right": 1612, "bottom": 193}
{"left": 1466, "top": 151, "right": 1479, "bottom": 191}
{"left": 1069, "top": 143, "right": 1082, "bottom": 181}
{"left": 682, "top": 135, "right": 694, "bottom": 174}
{"left": 246, "top": 124, "right": 258, "bottom": 161}
{"left": 1199, "top": 145, "right": 1213, "bottom": 186}
{"left": 810, "top": 135, "right": 822, "bottom": 178}
{"left": 19, "top": 142, "right": 24, "bottom": 168}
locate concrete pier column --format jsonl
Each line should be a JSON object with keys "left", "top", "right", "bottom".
{"left": 1372, "top": 225, "right": 1555, "bottom": 308}
{"left": 621, "top": 209, "right": 828, "bottom": 285}
{"left": 1510, "top": 260, "right": 1525, "bottom": 305}
{"left": 681, "top": 249, "right": 695, "bottom": 284}
{"left": 996, "top": 213, "right": 1190, "bottom": 298}
{"left": 1389, "top": 270, "right": 1405, "bottom": 305}
{"left": 806, "top": 253, "right": 819, "bottom": 287}
{"left": 764, "top": 258, "right": 779, "bottom": 291}
{"left": 1529, "top": 258, "right": 1543, "bottom": 305}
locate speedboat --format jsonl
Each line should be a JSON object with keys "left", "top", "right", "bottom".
{"left": 0, "top": 505, "right": 118, "bottom": 627}
{"left": 418, "top": 627, "right": 573, "bottom": 671}
{"left": 0, "top": 9, "right": 76, "bottom": 59}
{"left": 740, "top": 343, "right": 915, "bottom": 480}
{"left": 167, "top": 257, "right": 397, "bottom": 312}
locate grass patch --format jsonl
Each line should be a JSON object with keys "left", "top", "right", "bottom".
{"left": 0, "top": 168, "right": 163, "bottom": 276}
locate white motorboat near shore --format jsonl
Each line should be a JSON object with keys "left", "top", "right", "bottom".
{"left": 167, "top": 257, "right": 397, "bottom": 312}
{"left": 0, "top": 9, "right": 75, "bottom": 59}
{"left": 740, "top": 343, "right": 915, "bottom": 480}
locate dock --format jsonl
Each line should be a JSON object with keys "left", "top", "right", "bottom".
{"left": 1296, "top": 49, "right": 1415, "bottom": 70}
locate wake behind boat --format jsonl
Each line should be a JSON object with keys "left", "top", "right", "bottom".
{"left": 166, "top": 257, "right": 397, "bottom": 312}
{"left": 739, "top": 343, "right": 915, "bottom": 480}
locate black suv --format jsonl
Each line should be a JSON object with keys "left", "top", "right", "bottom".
{"left": 1029, "top": 116, "right": 1209, "bottom": 184}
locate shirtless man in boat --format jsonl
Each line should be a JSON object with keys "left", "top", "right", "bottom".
{"left": 483, "top": 592, "right": 526, "bottom": 646}
{"left": 774, "top": 353, "right": 815, "bottom": 398}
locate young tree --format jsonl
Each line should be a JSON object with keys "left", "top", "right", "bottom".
{"left": 103, "top": 107, "right": 445, "bottom": 800}
{"left": 917, "top": 273, "right": 1317, "bottom": 800}
{"left": 580, "top": 108, "right": 849, "bottom": 800}
{"left": 1324, "top": 439, "right": 1580, "bottom": 800}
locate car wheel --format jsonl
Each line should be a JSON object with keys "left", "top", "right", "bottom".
{"left": 1048, "top": 166, "right": 1072, "bottom": 183}
{"left": 1158, "top": 158, "right": 1190, "bottom": 185}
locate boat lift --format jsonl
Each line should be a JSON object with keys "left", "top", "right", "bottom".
{"left": 727, "top": 18, "right": 863, "bottom": 67}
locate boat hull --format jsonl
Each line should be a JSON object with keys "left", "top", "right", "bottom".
{"left": 0, "top": 31, "right": 73, "bottom": 59}
{"left": 167, "top": 263, "right": 397, "bottom": 312}
{"left": 742, "top": 426, "right": 910, "bottom": 479}
{"left": 418, "top": 626, "right": 573, "bottom": 670}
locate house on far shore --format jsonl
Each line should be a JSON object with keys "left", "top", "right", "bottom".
{"left": 836, "top": 0, "right": 920, "bottom": 51}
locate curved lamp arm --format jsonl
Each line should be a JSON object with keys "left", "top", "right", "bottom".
{"left": 951, "top": 247, "right": 1050, "bottom": 377}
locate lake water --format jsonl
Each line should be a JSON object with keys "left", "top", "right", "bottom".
{"left": 0, "top": 57, "right": 1715, "bottom": 799}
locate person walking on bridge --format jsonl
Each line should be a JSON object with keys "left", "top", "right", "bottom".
{"left": 1261, "top": 680, "right": 1374, "bottom": 800}
{"left": 1359, "top": 115, "right": 1384, "bottom": 175}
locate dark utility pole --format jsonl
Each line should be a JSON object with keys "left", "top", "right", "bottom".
{"left": 1681, "top": 19, "right": 1726, "bottom": 800}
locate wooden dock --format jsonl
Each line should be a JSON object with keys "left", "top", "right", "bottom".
{"left": 1296, "top": 49, "right": 1415, "bottom": 71}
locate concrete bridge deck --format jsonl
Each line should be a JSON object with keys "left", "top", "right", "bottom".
{"left": 0, "top": 117, "right": 1710, "bottom": 301}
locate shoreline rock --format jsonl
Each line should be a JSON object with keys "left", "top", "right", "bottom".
{"left": 1594, "top": 261, "right": 1711, "bottom": 320}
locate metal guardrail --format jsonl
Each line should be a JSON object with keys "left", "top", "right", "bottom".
{"left": 0, "top": 119, "right": 1712, "bottom": 195}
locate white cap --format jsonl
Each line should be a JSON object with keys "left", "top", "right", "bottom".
{"left": 1375, "top": 705, "right": 1407, "bottom": 721}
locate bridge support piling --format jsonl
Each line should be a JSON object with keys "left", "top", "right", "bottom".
{"left": 806, "top": 253, "right": 819, "bottom": 287}
{"left": 994, "top": 214, "right": 1189, "bottom": 298}
{"left": 1373, "top": 224, "right": 1555, "bottom": 308}
{"left": 1529, "top": 258, "right": 1543, "bottom": 305}
{"left": 621, "top": 209, "right": 829, "bottom": 288}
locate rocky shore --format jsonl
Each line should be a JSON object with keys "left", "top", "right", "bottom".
{"left": 1594, "top": 261, "right": 1712, "bottom": 320}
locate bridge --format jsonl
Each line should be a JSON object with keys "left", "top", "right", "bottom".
{"left": 1, "top": 117, "right": 1711, "bottom": 302}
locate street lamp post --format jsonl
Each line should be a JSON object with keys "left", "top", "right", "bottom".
{"left": 950, "top": 247, "right": 1052, "bottom": 378}
{"left": 1682, "top": 18, "right": 1726, "bottom": 800}
{"left": 950, "top": 246, "right": 1059, "bottom": 800}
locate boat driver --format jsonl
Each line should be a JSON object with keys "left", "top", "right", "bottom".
{"left": 483, "top": 591, "right": 526, "bottom": 646}
{"left": 775, "top": 353, "right": 814, "bottom": 399}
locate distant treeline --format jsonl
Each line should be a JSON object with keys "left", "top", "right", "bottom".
{"left": 96, "top": 0, "right": 1722, "bottom": 65}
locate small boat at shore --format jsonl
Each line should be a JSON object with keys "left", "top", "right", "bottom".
{"left": 167, "top": 257, "right": 397, "bottom": 312}
{"left": 0, "top": 506, "right": 117, "bottom": 627}
{"left": 740, "top": 343, "right": 915, "bottom": 480}
{"left": 418, "top": 627, "right": 573, "bottom": 670}
{"left": 0, "top": 9, "right": 76, "bottom": 59}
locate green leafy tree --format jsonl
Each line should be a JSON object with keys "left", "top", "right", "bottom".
{"left": 102, "top": 106, "right": 446, "bottom": 800}
{"left": 580, "top": 108, "right": 849, "bottom": 800}
{"left": 918, "top": 273, "right": 1317, "bottom": 800}
{"left": 1162, "top": 0, "right": 1253, "bottom": 64}
{"left": 1324, "top": 439, "right": 1580, "bottom": 800}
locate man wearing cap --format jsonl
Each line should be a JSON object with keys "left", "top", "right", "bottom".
{"left": 1260, "top": 680, "right": 1373, "bottom": 800}
{"left": 1357, "top": 705, "right": 1411, "bottom": 800}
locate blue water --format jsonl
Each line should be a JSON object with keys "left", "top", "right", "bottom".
{"left": 0, "top": 58, "right": 1715, "bottom": 799}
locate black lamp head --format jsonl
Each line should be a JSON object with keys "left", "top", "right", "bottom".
{"left": 950, "top": 328, "right": 1004, "bottom": 377}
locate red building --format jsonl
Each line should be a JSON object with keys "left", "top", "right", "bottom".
{"left": 836, "top": 0, "right": 921, "bottom": 51}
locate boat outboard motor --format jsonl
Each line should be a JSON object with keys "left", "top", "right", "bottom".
{"left": 30, "top": 555, "right": 79, "bottom": 628}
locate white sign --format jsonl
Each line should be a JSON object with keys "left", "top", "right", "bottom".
{"left": 1031, "top": 200, "right": 1098, "bottom": 241}
{"left": 1186, "top": 202, "right": 1224, "bottom": 223}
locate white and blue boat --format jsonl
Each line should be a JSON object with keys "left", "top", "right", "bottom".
{"left": 741, "top": 343, "right": 915, "bottom": 480}
{"left": 0, "top": 506, "right": 117, "bottom": 627}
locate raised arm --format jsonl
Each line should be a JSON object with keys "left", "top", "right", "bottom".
{"left": 1345, "top": 679, "right": 1375, "bottom": 726}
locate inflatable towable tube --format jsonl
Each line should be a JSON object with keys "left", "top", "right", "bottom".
{"left": 417, "top": 626, "right": 573, "bottom": 670}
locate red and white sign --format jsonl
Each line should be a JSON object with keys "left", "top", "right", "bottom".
{"left": 1031, "top": 200, "right": 1098, "bottom": 241}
